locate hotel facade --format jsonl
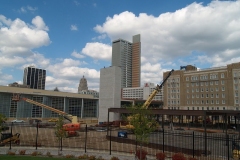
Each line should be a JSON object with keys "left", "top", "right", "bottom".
{"left": 163, "top": 62, "right": 240, "bottom": 111}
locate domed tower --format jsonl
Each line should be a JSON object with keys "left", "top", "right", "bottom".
{"left": 78, "top": 76, "right": 88, "bottom": 92}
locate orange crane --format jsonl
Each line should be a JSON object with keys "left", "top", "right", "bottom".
{"left": 12, "top": 94, "right": 80, "bottom": 137}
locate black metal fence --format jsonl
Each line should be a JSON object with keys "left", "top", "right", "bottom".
{"left": 1, "top": 122, "right": 240, "bottom": 160}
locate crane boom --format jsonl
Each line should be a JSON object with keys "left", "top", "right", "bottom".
{"left": 12, "top": 94, "right": 78, "bottom": 123}
{"left": 142, "top": 69, "right": 174, "bottom": 109}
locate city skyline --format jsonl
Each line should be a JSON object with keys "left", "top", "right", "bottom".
{"left": 0, "top": 0, "right": 240, "bottom": 93}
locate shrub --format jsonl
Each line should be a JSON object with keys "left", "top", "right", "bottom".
{"left": 18, "top": 150, "right": 26, "bottom": 155}
{"left": 78, "top": 154, "right": 89, "bottom": 159}
{"left": 88, "top": 155, "right": 96, "bottom": 160}
{"left": 7, "top": 151, "right": 16, "bottom": 155}
{"left": 172, "top": 153, "right": 186, "bottom": 160}
{"left": 65, "top": 154, "right": 75, "bottom": 158}
{"left": 156, "top": 152, "right": 166, "bottom": 160}
{"left": 31, "top": 151, "right": 38, "bottom": 156}
{"left": 110, "top": 156, "right": 119, "bottom": 160}
{"left": 46, "top": 151, "right": 53, "bottom": 157}
{"left": 135, "top": 149, "right": 148, "bottom": 160}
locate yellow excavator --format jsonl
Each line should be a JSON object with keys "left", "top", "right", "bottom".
{"left": 0, "top": 133, "right": 20, "bottom": 146}
{"left": 125, "top": 69, "right": 174, "bottom": 130}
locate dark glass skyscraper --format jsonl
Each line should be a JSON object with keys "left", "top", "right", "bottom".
{"left": 23, "top": 66, "right": 46, "bottom": 90}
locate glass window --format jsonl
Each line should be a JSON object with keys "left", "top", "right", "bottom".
{"left": 221, "top": 73, "right": 224, "bottom": 78}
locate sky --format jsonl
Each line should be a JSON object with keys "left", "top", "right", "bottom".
{"left": 0, "top": 0, "right": 240, "bottom": 93}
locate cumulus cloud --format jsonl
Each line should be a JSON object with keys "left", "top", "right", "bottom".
{"left": 0, "top": 15, "right": 51, "bottom": 58}
{"left": 71, "top": 50, "right": 85, "bottom": 59}
{"left": 94, "top": 1, "right": 240, "bottom": 68}
{"left": 0, "top": 70, "right": 13, "bottom": 85}
{"left": 81, "top": 42, "right": 111, "bottom": 61}
{"left": 70, "top": 25, "right": 78, "bottom": 31}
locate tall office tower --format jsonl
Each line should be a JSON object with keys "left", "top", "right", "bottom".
{"left": 78, "top": 75, "right": 88, "bottom": 92}
{"left": 112, "top": 34, "right": 141, "bottom": 88}
{"left": 23, "top": 66, "right": 46, "bottom": 90}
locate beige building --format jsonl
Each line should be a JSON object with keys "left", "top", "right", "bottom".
{"left": 163, "top": 62, "right": 240, "bottom": 111}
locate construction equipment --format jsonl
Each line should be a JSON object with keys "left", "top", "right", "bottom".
{"left": 125, "top": 69, "right": 174, "bottom": 130}
{"left": 12, "top": 94, "right": 80, "bottom": 137}
{"left": 0, "top": 133, "right": 20, "bottom": 146}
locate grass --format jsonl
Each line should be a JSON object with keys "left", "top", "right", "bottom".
{"left": 0, "top": 155, "right": 68, "bottom": 160}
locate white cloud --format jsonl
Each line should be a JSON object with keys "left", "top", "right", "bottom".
{"left": 0, "top": 70, "right": 13, "bottom": 85}
{"left": 94, "top": 1, "right": 240, "bottom": 67}
{"left": 70, "top": 25, "right": 78, "bottom": 31}
{"left": 71, "top": 50, "right": 85, "bottom": 59}
{"left": 18, "top": 6, "right": 38, "bottom": 13}
{"left": 81, "top": 42, "right": 111, "bottom": 61}
{"left": 0, "top": 15, "right": 51, "bottom": 58}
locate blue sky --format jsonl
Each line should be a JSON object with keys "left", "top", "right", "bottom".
{"left": 0, "top": 0, "right": 240, "bottom": 92}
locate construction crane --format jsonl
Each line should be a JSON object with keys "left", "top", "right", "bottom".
{"left": 142, "top": 69, "right": 174, "bottom": 109}
{"left": 124, "top": 69, "right": 174, "bottom": 130}
{"left": 12, "top": 94, "right": 80, "bottom": 137}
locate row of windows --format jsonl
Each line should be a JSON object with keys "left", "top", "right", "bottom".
{"left": 187, "top": 93, "right": 225, "bottom": 98}
{"left": 187, "top": 87, "right": 225, "bottom": 92}
{"left": 186, "top": 80, "right": 225, "bottom": 87}
{"left": 187, "top": 100, "right": 226, "bottom": 105}
{"left": 186, "top": 73, "right": 225, "bottom": 81}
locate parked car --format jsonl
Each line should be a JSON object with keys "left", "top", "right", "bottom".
{"left": 11, "top": 119, "right": 25, "bottom": 123}
{"left": 48, "top": 118, "right": 58, "bottom": 122}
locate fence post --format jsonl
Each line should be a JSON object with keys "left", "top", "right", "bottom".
{"left": 227, "top": 134, "right": 229, "bottom": 160}
{"left": 192, "top": 131, "right": 195, "bottom": 158}
{"left": 85, "top": 124, "right": 87, "bottom": 153}
{"left": 163, "top": 129, "right": 165, "bottom": 152}
{"left": 109, "top": 127, "right": 111, "bottom": 155}
{"left": 10, "top": 122, "right": 13, "bottom": 150}
{"left": 35, "top": 122, "right": 39, "bottom": 150}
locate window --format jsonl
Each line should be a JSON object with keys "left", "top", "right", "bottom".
{"left": 236, "top": 99, "right": 239, "bottom": 104}
{"left": 192, "top": 89, "right": 194, "bottom": 93}
{"left": 236, "top": 92, "right": 239, "bottom": 97}
{"left": 216, "top": 87, "right": 219, "bottom": 91}
{"left": 221, "top": 80, "right": 225, "bottom": 85}
{"left": 201, "top": 94, "right": 204, "bottom": 98}
{"left": 216, "top": 100, "right": 219, "bottom": 104}
{"left": 187, "top": 95, "right": 189, "bottom": 99}
{"left": 210, "top": 81, "right": 213, "bottom": 85}
{"left": 201, "top": 100, "right": 204, "bottom": 104}
{"left": 222, "top": 86, "right": 225, "bottom": 91}
{"left": 211, "top": 100, "right": 214, "bottom": 104}
{"left": 216, "top": 94, "right": 219, "bottom": 98}
{"left": 205, "top": 82, "right": 208, "bottom": 86}
{"left": 186, "top": 77, "right": 189, "bottom": 81}
{"left": 186, "top": 83, "right": 189, "bottom": 87}
{"left": 206, "top": 94, "right": 209, "bottom": 98}
{"left": 215, "top": 81, "right": 218, "bottom": 85}
{"left": 187, "top": 89, "right": 189, "bottom": 93}
{"left": 196, "top": 88, "right": 199, "bottom": 92}
{"left": 222, "top": 100, "right": 225, "bottom": 104}
{"left": 192, "top": 94, "right": 195, "bottom": 98}
{"left": 201, "top": 82, "right": 204, "bottom": 86}
{"left": 221, "top": 73, "right": 224, "bottom": 78}
{"left": 206, "top": 100, "right": 209, "bottom": 104}
{"left": 201, "top": 88, "right": 204, "bottom": 92}
{"left": 206, "top": 88, "right": 209, "bottom": 92}
{"left": 211, "top": 94, "right": 214, "bottom": 98}
{"left": 192, "top": 100, "right": 194, "bottom": 104}
{"left": 222, "top": 93, "right": 225, "bottom": 98}
{"left": 196, "top": 82, "right": 199, "bottom": 86}
{"left": 235, "top": 85, "right": 238, "bottom": 90}
{"left": 192, "top": 83, "right": 194, "bottom": 87}
{"left": 211, "top": 88, "right": 214, "bottom": 92}
{"left": 196, "top": 94, "right": 199, "bottom": 98}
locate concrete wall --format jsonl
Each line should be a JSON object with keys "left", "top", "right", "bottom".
{"left": 99, "top": 66, "right": 121, "bottom": 123}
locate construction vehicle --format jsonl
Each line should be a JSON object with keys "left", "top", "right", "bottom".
{"left": 124, "top": 69, "right": 174, "bottom": 130}
{"left": 0, "top": 133, "right": 20, "bottom": 146}
{"left": 12, "top": 94, "right": 80, "bottom": 137}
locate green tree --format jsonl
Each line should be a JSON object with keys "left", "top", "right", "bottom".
{"left": 127, "top": 104, "right": 159, "bottom": 160}
{"left": 55, "top": 115, "right": 66, "bottom": 151}
{"left": 0, "top": 113, "right": 7, "bottom": 133}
